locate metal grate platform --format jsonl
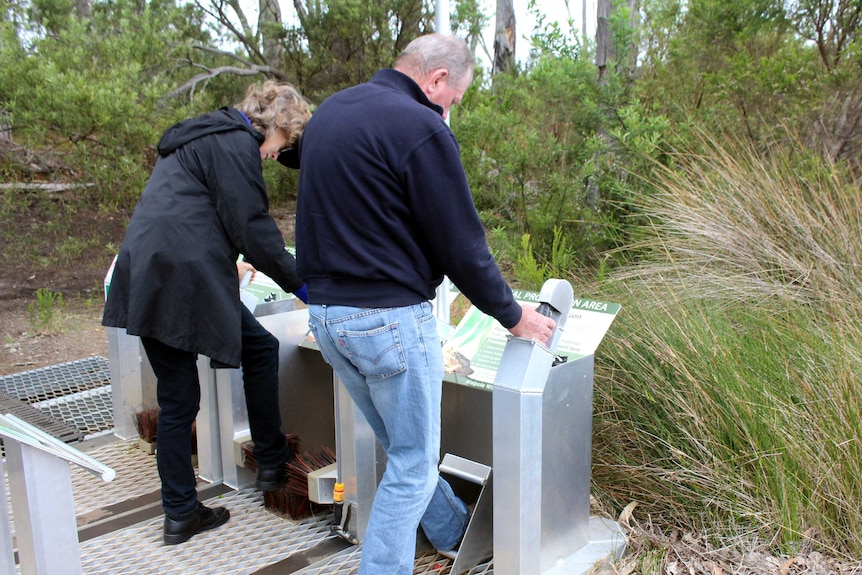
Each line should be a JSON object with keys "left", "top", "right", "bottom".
{"left": 33, "top": 385, "right": 114, "bottom": 438}
{"left": 81, "top": 488, "right": 339, "bottom": 575}
{"left": 3, "top": 436, "right": 495, "bottom": 575}
{"left": 0, "top": 356, "right": 113, "bottom": 439}
{"left": 0, "top": 356, "right": 111, "bottom": 402}
{"left": 1, "top": 405, "right": 481, "bottom": 575}
{"left": 71, "top": 439, "right": 164, "bottom": 517}
{"left": 0, "top": 389, "right": 83, "bottom": 443}
{"left": 290, "top": 545, "right": 494, "bottom": 574}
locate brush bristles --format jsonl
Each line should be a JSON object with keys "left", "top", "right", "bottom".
{"left": 133, "top": 408, "right": 159, "bottom": 442}
{"left": 243, "top": 440, "right": 336, "bottom": 519}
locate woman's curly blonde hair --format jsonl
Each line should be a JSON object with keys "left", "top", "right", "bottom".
{"left": 236, "top": 80, "right": 311, "bottom": 149}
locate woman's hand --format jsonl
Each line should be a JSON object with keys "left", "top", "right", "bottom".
{"left": 237, "top": 261, "right": 256, "bottom": 283}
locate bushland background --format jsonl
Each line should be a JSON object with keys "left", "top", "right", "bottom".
{"left": 2, "top": 0, "right": 862, "bottom": 572}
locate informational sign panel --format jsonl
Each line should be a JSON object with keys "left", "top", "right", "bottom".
{"left": 442, "top": 289, "right": 621, "bottom": 390}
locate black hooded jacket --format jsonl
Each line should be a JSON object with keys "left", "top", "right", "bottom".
{"left": 102, "top": 107, "right": 302, "bottom": 366}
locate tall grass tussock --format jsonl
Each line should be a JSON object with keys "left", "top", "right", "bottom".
{"left": 588, "top": 133, "right": 862, "bottom": 559}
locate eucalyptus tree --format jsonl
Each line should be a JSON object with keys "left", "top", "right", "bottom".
{"left": 493, "top": 0, "right": 515, "bottom": 73}
{"left": 635, "top": 0, "right": 861, "bottom": 167}
{"left": 180, "top": 0, "right": 438, "bottom": 103}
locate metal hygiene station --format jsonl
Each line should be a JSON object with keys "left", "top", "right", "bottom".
{"left": 2, "top": 276, "right": 625, "bottom": 574}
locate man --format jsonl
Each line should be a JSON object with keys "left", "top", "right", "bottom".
{"left": 295, "top": 34, "right": 555, "bottom": 574}
{"left": 103, "top": 81, "right": 310, "bottom": 545}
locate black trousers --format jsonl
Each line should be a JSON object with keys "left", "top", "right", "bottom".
{"left": 141, "top": 305, "right": 291, "bottom": 517}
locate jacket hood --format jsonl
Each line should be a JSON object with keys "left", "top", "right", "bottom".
{"left": 157, "top": 107, "right": 264, "bottom": 157}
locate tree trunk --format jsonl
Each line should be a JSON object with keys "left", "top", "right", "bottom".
{"left": 582, "top": 0, "right": 588, "bottom": 46}
{"left": 74, "top": 0, "right": 91, "bottom": 19}
{"left": 623, "top": 0, "right": 639, "bottom": 82}
{"left": 0, "top": 111, "right": 11, "bottom": 142}
{"left": 493, "top": 0, "right": 515, "bottom": 74}
{"left": 589, "top": 0, "right": 639, "bottom": 209}
{"left": 596, "top": 0, "right": 612, "bottom": 85}
{"left": 588, "top": 0, "right": 615, "bottom": 209}
{"left": 259, "top": 0, "right": 284, "bottom": 65}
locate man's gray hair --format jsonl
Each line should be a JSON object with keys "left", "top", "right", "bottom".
{"left": 395, "top": 34, "right": 475, "bottom": 88}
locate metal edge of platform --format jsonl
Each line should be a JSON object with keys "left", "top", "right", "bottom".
{"left": 0, "top": 388, "right": 84, "bottom": 443}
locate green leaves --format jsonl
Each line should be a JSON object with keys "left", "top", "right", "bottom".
{"left": 1, "top": 0, "right": 217, "bottom": 207}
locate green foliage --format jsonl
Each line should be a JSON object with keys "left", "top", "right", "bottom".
{"left": 455, "top": 53, "right": 613, "bottom": 272}
{"left": 790, "top": 0, "right": 862, "bottom": 71}
{"left": 263, "top": 160, "right": 300, "bottom": 208}
{"left": 450, "top": 0, "right": 488, "bottom": 51}
{"left": 526, "top": 0, "right": 583, "bottom": 62}
{"left": 596, "top": 100, "right": 676, "bottom": 254}
{"left": 2, "top": 0, "right": 862, "bottom": 562}
{"left": 635, "top": 0, "right": 860, "bottom": 168}
{"left": 27, "top": 0, "right": 76, "bottom": 36}
{"left": 57, "top": 235, "right": 101, "bottom": 260}
{"left": 28, "top": 287, "right": 65, "bottom": 333}
{"left": 512, "top": 227, "right": 574, "bottom": 289}
{"left": 1, "top": 0, "right": 214, "bottom": 210}
{"left": 514, "top": 233, "right": 546, "bottom": 289}
{"left": 282, "top": 0, "right": 433, "bottom": 102}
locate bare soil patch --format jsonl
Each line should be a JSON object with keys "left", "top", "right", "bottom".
{"left": 0, "top": 297, "right": 108, "bottom": 376}
{"left": 0, "top": 189, "right": 122, "bottom": 376}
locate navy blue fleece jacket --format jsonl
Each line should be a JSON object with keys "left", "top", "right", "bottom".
{"left": 295, "top": 68, "right": 521, "bottom": 329}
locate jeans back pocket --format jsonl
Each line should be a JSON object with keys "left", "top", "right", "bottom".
{"left": 337, "top": 323, "right": 407, "bottom": 381}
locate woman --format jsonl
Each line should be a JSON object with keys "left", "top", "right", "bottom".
{"left": 103, "top": 81, "right": 310, "bottom": 545}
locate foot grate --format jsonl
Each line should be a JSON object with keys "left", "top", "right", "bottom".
{"left": 0, "top": 356, "right": 111, "bottom": 402}
{"left": 0, "top": 389, "right": 83, "bottom": 443}
{"left": 0, "top": 356, "right": 113, "bottom": 439}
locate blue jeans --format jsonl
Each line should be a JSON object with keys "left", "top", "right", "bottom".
{"left": 308, "top": 303, "right": 468, "bottom": 575}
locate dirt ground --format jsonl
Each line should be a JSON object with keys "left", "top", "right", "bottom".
{"left": 0, "top": 201, "right": 121, "bottom": 376}
{"left": 0, "top": 297, "right": 108, "bottom": 376}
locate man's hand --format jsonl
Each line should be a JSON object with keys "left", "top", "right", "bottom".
{"left": 508, "top": 304, "right": 556, "bottom": 345}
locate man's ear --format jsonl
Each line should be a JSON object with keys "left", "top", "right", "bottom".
{"left": 424, "top": 68, "right": 449, "bottom": 96}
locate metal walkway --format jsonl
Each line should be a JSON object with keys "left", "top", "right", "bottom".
{"left": 1, "top": 359, "right": 497, "bottom": 575}
{"left": 0, "top": 356, "right": 114, "bottom": 440}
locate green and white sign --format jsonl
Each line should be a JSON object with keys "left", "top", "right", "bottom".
{"left": 238, "top": 248, "right": 299, "bottom": 309}
{"left": 442, "top": 289, "right": 621, "bottom": 390}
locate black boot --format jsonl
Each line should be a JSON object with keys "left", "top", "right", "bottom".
{"left": 256, "top": 452, "right": 295, "bottom": 491}
{"left": 164, "top": 503, "right": 230, "bottom": 545}
{"left": 256, "top": 464, "right": 289, "bottom": 491}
